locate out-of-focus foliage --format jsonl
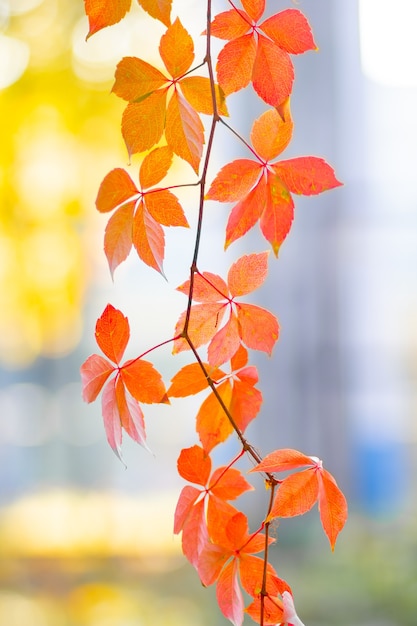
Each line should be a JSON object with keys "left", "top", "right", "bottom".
{"left": 0, "top": 0, "right": 127, "bottom": 368}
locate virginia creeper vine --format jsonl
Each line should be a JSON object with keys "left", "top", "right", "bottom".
{"left": 81, "top": 1, "right": 347, "bottom": 624}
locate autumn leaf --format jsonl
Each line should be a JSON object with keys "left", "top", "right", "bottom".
{"left": 96, "top": 147, "right": 188, "bottom": 276}
{"left": 84, "top": 0, "right": 131, "bottom": 39}
{"left": 80, "top": 304, "right": 168, "bottom": 459}
{"left": 207, "top": 107, "right": 342, "bottom": 255}
{"left": 112, "top": 18, "right": 228, "bottom": 171}
{"left": 173, "top": 253, "right": 279, "bottom": 367}
{"left": 212, "top": 6, "right": 316, "bottom": 105}
{"left": 138, "top": 0, "right": 172, "bottom": 27}
{"left": 250, "top": 449, "right": 348, "bottom": 549}
{"left": 174, "top": 446, "right": 253, "bottom": 573}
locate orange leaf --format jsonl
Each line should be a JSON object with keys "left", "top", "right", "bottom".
{"left": 122, "top": 89, "right": 167, "bottom": 157}
{"left": 230, "top": 344, "right": 248, "bottom": 370}
{"left": 180, "top": 76, "right": 228, "bottom": 116}
{"left": 173, "top": 303, "right": 226, "bottom": 353}
{"left": 271, "top": 157, "right": 343, "bottom": 195}
{"left": 168, "top": 362, "right": 225, "bottom": 397}
{"left": 250, "top": 448, "right": 317, "bottom": 473}
{"left": 237, "top": 302, "right": 279, "bottom": 354}
{"left": 268, "top": 469, "right": 319, "bottom": 520}
{"left": 81, "top": 354, "right": 115, "bottom": 403}
{"left": 120, "top": 357, "right": 168, "bottom": 404}
{"left": 115, "top": 376, "right": 148, "bottom": 449}
{"left": 85, "top": 0, "right": 131, "bottom": 39}
{"left": 196, "top": 380, "right": 233, "bottom": 453}
{"left": 260, "top": 170, "right": 294, "bottom": 256}
{"left": 246, "top": 594, "right": 284, "bottom": 626}
{"left": 250, "top": 107, "right": 293, "bottom": 162}
{"left": 104, "top": 202, "right": 134, "bottom": 277}
{"left": 210, "top": 9, "right": 251, "bottom": 40}
{"left": 227, "top": 252, "right": 269, "bottom": 297}
{"left": 206, "top": 159, "right": 261, "bottom": 203}
{"left": 229, "top": 374, "right": 262, "bottom": 433}
{"left": 139, "top": 146, "right": 173, "bottom": 189}
{"left": 177, "top": 444, "right": 212, "bottom": 485}
{"left": 165, "top": 90, "right": 204, "bottom": 173}
{"left": 260, "top": 9, "right": 317, "bottom": 54}
{"left": 159, "top": 17, "right": 194, "bottom": 78}
{"left": 225, "top": 175, "right": 266, "bottom": 248}
{"left": 101, "top": 378, "right": 123, "bottom": 459}
{"left": 252, "top": 34, "right": 294, "bottom": 107}
{"left": 174, "top": 485, "right": 201, "bottom": 534}
{"left": 209, "top": 467, "right": 253, "bottom": 501}
{"left": 95, "top": 303, "right": 130, "bottom": 364}
{"left": 216, "top": 560, "right": 244, "bottom": 626}
{"left": 216, "top": 34, "right": 257, "bottom": 96}
{"left": 241, "top": 0, "right": 265, "bottom": 22}
{"left": 138, "top": 0, "right": 171, "bottom": 27}
{"left": 317, "top": 468, "right": 348, "bottom": 550}
{"left": 132, "top": 200, "right": 165, "bottom": 274}
{"left": 112, "top": 56, "right": 167, "bottom": 102}
{"left": 144, "top": 189, "right": 188, "bottom": 227}
{"left": 208, "top": 313, "right": 241, "bottom": 367}
{"left": 96, "top": 168, "right": 138, "bottom": 213}
{"left": 240, "top": 555, "right": 289, "bottom": 598}
{"left": 178, "top": 272, "right": 229, "bottom": 303}
{"left": 181, "top": 498, "right": 208, "bottom": 569}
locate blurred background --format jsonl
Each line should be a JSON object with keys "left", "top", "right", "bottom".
{"left": 1, "top": 0, "right": 417, "bottom": 624}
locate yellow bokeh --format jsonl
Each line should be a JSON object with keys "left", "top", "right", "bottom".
{"left": 0, "top": 0, "right": 126, "bottom": 367}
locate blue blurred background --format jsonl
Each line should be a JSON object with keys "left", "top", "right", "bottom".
{"left": 1, "top": 0, "right": 417, "bottom": 624}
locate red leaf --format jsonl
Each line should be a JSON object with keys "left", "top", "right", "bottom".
{"left": 181, "top": 498, "right": 208, "bottom": 569}
{"left": 206, "top": 159, "right": 261, "bottom": 203}
{"left": 210, "top": 9, "right": 251, "bottom": 41}
{"left": 104, "top": 202, "right": 134, "bottom": 278}
{"left": 95, "top": 304, "right": 130, "bottom": 364}
{"left": 216, "top": 560, "right": 244, "bottom": 626}
{"left": 207, "top": 313, "right": 241, "bottom": 367}
{"left": 178, "top": 272, "right": 228, "bottom": 303}
{"left": 237, "top": 302, "right": 279, "bottom": 354}
{"left": 227, "top": 251, "right": 269, "bottom": 297}
{"left": 115, "top": 376, "right": 148, "bottom": 450}
{"left": 317, "top": 468, "right": 348, "bottom": 550}
{"left": 174, "top": 485, "right": 201, "bottom": 534}
{"left": 225, "top": 175, "right": 266, "bottom": 248}
{"left": 101, "top": 377, "right": 123, "bottom": 460}
{"left": 252, "top": 34, "right": 294, "bottom": 107}
{"left": 80, "top": 354, "right": 115, "bottom": 403}
{"left": 216, "top": 34, "right": 257, "bottom": 96}
{"left": 85, "top": 0, "right": 131, "bottom": 39}
{"left": 96, "top": 168, "right": 138, "bottom": 213}
{"left": 268, "top": 469, "right": 319, "bottom": 520}
{"left": 120, "top": 357, "right": 168, "bottom": 404}
{"left": 173, "top": 302, "right": 226, "bottom": 353}
{"left": 272, "top": 156, "right": 343, "bottom": 195}
{"left": 260, "top": 169, "right": 294, "bottom": 256}
{"left": 229, "top": 374, "right": 262, "bottom": 433}
{"left": 260, "top": 9, "right": 317, "bottom": 54}
{"left": 250, "top": 448, "right": 317, "bottom": 473}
